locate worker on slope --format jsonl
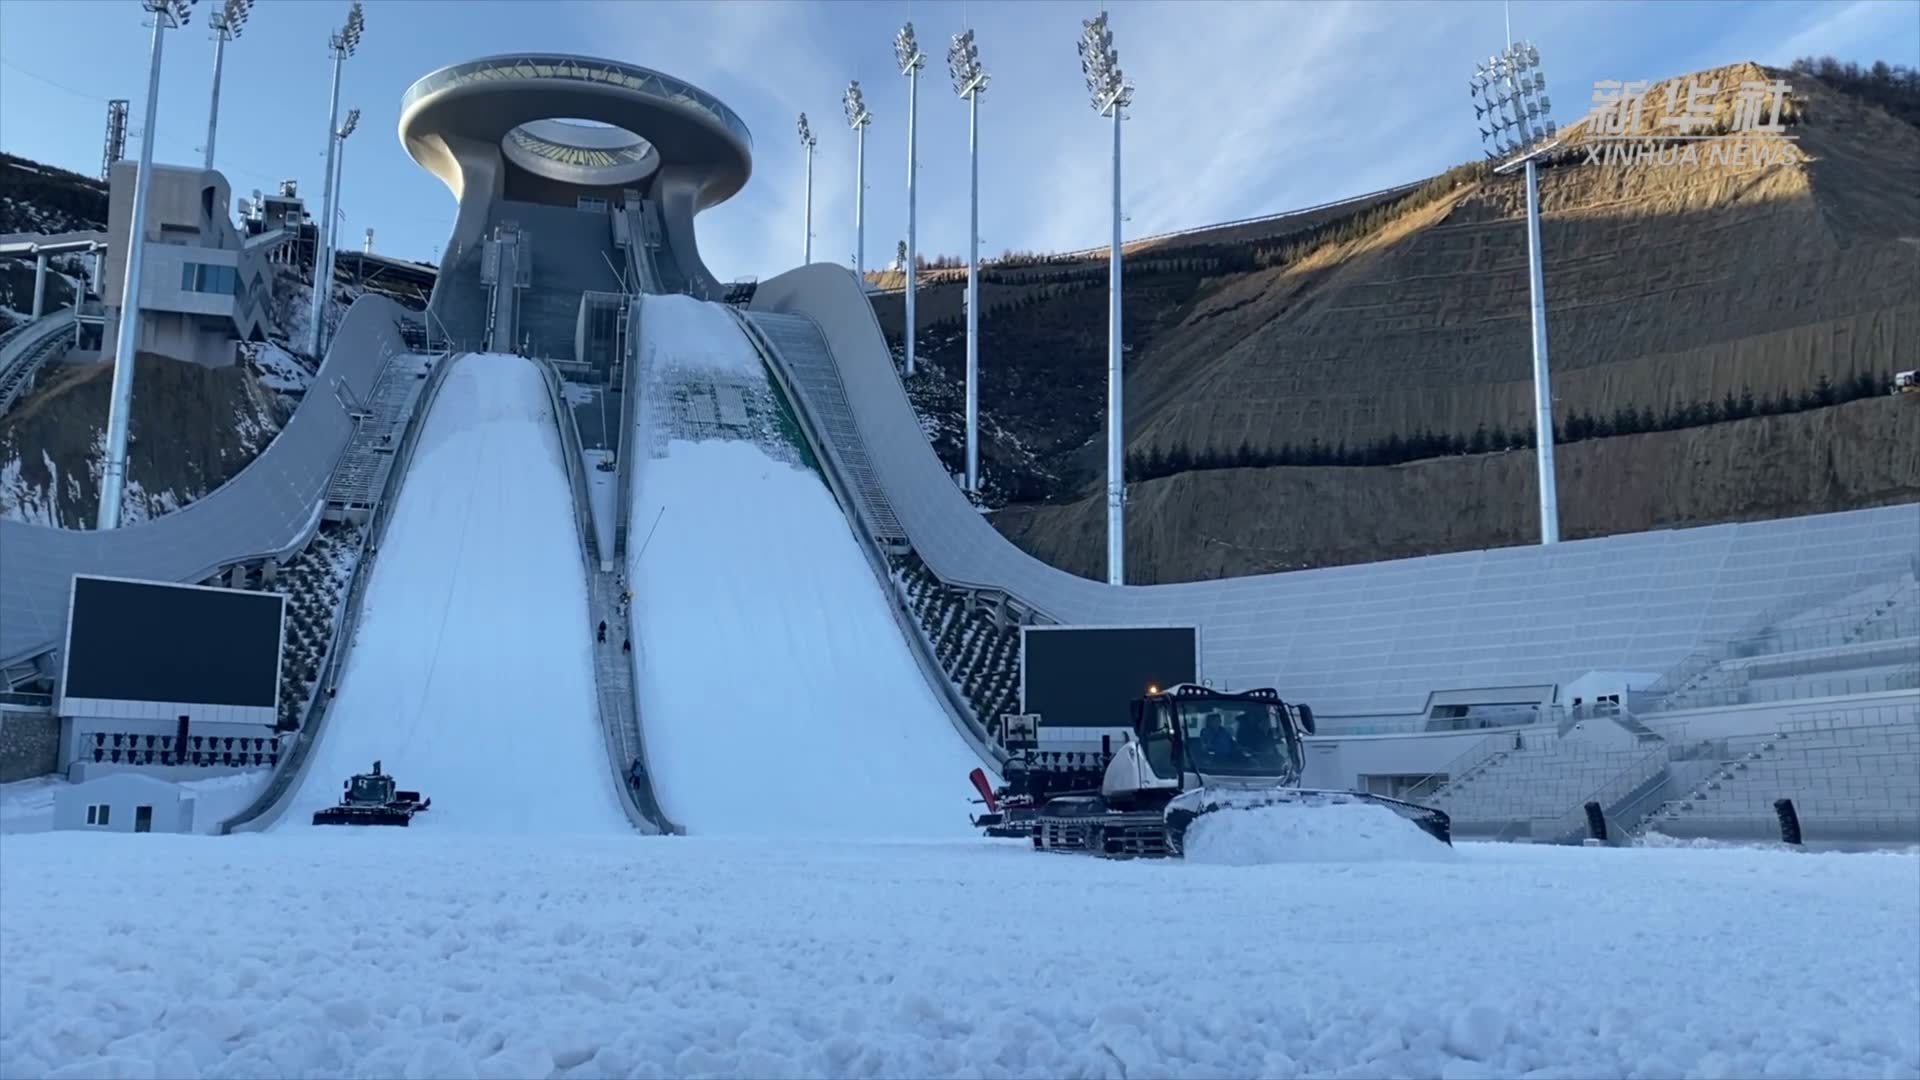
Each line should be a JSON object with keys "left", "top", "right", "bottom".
{"left": 597, "top": 620, "right": 607, "bottom": 643}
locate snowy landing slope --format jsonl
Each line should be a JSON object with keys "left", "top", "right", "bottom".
{"left": 629, "top": 296, "right": 982, "bottom": 838}
{"left": 283, "top": 352, "right": 627, "bottom": 833}
{"left": 4, "top": 834, "right": 1915, "bottom": 1079}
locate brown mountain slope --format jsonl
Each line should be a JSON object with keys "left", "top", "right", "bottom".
{"left": 996, "top": 394, "right": 1920, "bottom": 583}
{"left": 0, "top": 354, "right": 285, "bottom": 527}
{"left": 1125, "top": 62, "right": 1919, "bottom": 466}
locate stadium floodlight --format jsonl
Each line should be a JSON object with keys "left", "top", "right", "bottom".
{"left": 201, "top": 0, "right": 250, "bottom": 171}
{"left": 1469, "top": 36, "right": 1562, "bottom": 544}
{"left": 1077, "top": 9, "right": 1133, "bottom": 585}
{"left": 895, "top": 21, "right": 925, "bottom": 377}
{"left": 316, "top": 105, "right": 360, "bottom": 310}
{"left": 99, "top": 0, "right": 199, "bottom": 529}
{"left": 308, "top": 1, "right": 366, "bottom": 358}
{"left": 948, "top": 28, "right": 990, "bottom": 493}
{"left": 797, "top": 112, "right": 818, "bottom": 264}
{"left": 843, "top": 80, "right": 872, "bottom": 280}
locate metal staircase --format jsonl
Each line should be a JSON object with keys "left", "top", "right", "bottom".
{"left": 323, "top": 354, "right": 432, "bottom": 520}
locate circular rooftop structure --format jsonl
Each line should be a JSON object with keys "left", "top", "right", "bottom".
{"left": 399, "top": 53, "right": 752, "bottom": 210}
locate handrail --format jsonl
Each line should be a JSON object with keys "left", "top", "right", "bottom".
{"left": 536, "top": 355, "right": 680, "bottom": 834}
{"left": 613, "top": 298, "right": 641, "bottom": 555}
{"left": 1644, "top": 568, "right": 1911, "bottom": 701}
{"left": 725, "top": 305, "right": 1006, "bottom": 770}
{"left": 1399, "top": 726, "right": 1529, "bottom": 804}
{"left": 534, "top": 356, "right": 671, "bottom": 834}
{"left": 221, "top": 347, "right": 457, "bottom": 832}
{"left": 1543, "top": 743, "right": 1672, "bottom": 842}
{"left": 0, "top": 307, "right": 78, "bottom": 413}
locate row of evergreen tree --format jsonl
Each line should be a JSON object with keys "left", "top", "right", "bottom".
{"left": 1128, "top": 370, "right": 1899, "bottom": 481}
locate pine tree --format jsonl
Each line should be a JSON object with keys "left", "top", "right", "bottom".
{"left": 1468, "top": 423, "right": 1490, "bottom": 455}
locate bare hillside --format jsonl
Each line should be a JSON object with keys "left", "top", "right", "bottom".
{"left": 995, "top": 395, "right": 1920, "bottom": 583}
{"left": 0, "top": 354, "right": 285, "bottom": 527}
{"left": 885, "top": 64, "right": 1915, "bottom": 489}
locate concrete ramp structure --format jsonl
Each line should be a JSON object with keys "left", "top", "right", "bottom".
{"left": 398, "top": 52, "right": 752, "bottom": 326}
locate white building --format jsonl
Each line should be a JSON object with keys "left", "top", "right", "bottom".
{"left": 51, "top": 772, "right": 196, "bottom": 834}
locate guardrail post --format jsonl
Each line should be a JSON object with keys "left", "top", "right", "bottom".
{"left": 1773, "top": 797, "right": 1803, "bottom": 846}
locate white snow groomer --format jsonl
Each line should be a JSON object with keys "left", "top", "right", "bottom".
{"left": 312, "top": 760, "right": 431, "bottom": 826}
{"left": 968, "top": 684, "right": 1450, "bottom": 857}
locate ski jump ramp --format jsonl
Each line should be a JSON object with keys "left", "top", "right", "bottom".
{"left": 280, "top": 352, "right": 628, "bottom": 833}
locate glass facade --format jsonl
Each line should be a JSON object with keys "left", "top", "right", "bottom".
{"left": 180, "top": 262, "right": 239, "bottom": 296}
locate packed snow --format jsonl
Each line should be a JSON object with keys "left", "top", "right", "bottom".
{"left": 3, "top": 832, "right": 1916, "bottom": 1079}
{"left": 1182, "top": 799, "right": 1458, "bottom": 865}
{"left": 280, "top": 352, "right": 626, "bottom": 833}
{"left": 628, "top": 295, "right": 984, "bottom": 837}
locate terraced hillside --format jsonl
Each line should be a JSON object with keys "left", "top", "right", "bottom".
{"left": 876, "top": 62, "right": 1920, "bottom": 582}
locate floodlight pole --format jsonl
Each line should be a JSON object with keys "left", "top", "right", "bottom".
{"left": 904, "top": 65, "right": 920, "bottom": 377}
{"left": 322, "top": 129, "right": 348, "bottom": 340}
{"left": 1476, "top": 37, "right": 1560, "bottom": 545}
{"left": 99, "top": 1, "right": 181, "bottom": 530}
{"left": 1520, "top": 156, "right": 1557, "bottom": 543}
{"left": 853, "top": 121, "right": 866, "bottom": 278}
{"left": 899, "top": 25, "right": 924, "bottom": 378}
{"left": 306, "top": 13, "right": 353, "bottom": 358}
{"left": 1104, "top": 94, "right": 1125, "bottom": 585}
{"left": 203, "top": 25, "right": 228, "bottom": 171}
{"left": 803, "top": 138, "right": 814, "bottom": 264}
{"left": 799, "top": 116, "right": 815, "bottom": 265}
{"left": 963, "top": 86, "right": 981, "bottom": 492}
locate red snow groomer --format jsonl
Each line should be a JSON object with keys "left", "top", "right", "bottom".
{"left": 313, "top": 760, "right": 431, "bottom": 826}
{"left": 969, "top": 684, "right": 1452, "bottom": 858}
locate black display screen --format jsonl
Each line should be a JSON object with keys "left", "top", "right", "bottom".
{"left": 63, "top": 576, "right": 284, "bottom": 708}
{"left": 1021, "top": 626, "right": 1197, "bottom": 728}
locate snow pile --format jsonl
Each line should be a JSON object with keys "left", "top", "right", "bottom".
{"left": 243, "top": 341, "right": 315, "bottom": 395}
{"left": 1182, "top": 798, "right": 1459, "bottom": 865}
{"left": 282, "top": 352, "right": 627, "bottom": 834}
{"left": 3, "top": 834, "right": 1917, "bottom": 1078}
{"left": 629, "top": 297, "right": 983, "bottom": 838}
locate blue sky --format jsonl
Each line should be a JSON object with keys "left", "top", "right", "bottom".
{"left": 2, "top": 0, "right": 1914, "bottom": 280}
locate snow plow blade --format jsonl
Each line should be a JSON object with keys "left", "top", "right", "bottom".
{"left": 311, "top": 806, "right": 414, "bottom": 827}
{"left": 1163, "top": 786, "right": 1451, "bottom": 856}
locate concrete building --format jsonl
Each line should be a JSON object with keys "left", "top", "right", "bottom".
{"left": 98, "top": 161, "right": 279, "bottom": 367}
{"left": 52, "top": 771, "right": 196, "bottom": 833}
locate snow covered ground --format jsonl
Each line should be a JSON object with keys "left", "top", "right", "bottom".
{"left": 628, "top": 295, "right": 984, "bottom": 838}
{"left": 280, "top": 352, "right": 626, "bottom": 833}
{"left": 0, "top": 771, "right": 271, "bottom": 835}
{"left": 2, "top": 832, "right": 1914, "bottom": 1079}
